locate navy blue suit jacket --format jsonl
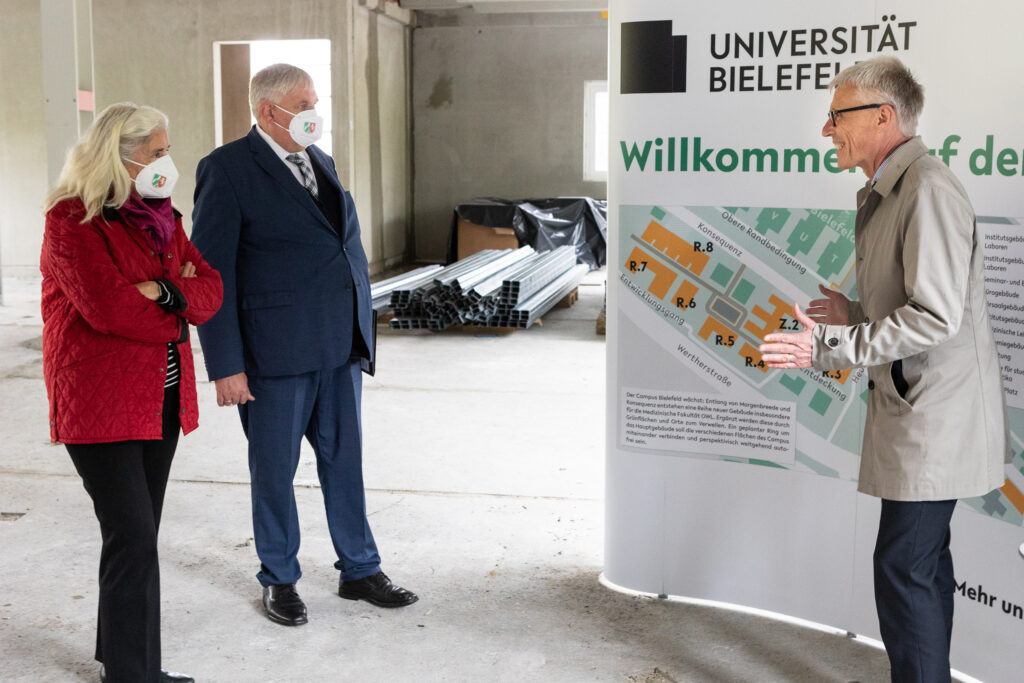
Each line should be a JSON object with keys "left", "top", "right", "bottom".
{"left": 191, "top": 126, "right": 374, "bottom": 380}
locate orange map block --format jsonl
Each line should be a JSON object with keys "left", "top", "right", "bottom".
{"left": 1001, "top": 479, "right": 1024, "bottom": 515}
{"left": 744, "top": 294, "right": 792, "bottom": 339}
{"left": 698, "top": 316, "right": 736, "bottom": 348}
{"left": 825, "top": 368, "right": 854, "bottom": 385}
{"left": 640, "top": 220, "right": 709, "bottom": 275}
{"left": 625, "top": 245, "right": 677, "bottom": 299}
{"left": 739, "top": 342, "right": 768, "bottom": 374}
{"left": 672, "top": 280, "right": 699, "bottom": 310}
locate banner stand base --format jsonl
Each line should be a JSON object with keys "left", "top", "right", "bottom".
{"left": 597, "top": 573, "right": 981, "bottom": 683}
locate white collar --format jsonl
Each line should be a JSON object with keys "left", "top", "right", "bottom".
{"left": 255, "top": 124, "right": 309, "bottom": 165}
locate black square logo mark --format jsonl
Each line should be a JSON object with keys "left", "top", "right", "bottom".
{"left": 621, "top": 20, "right": 687, "bottom": 94}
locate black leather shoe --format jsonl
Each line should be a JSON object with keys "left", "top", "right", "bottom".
{"left": 338, "top": 571, "right": 418, "bottom": 608}
{"left": 263, "top": 583, "right": 308, "bottom": 626}
{"left": 100, "top": 666, "right": 194, "bottom": 682}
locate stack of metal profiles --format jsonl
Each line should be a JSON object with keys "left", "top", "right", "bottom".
{"left": 490, "top": 246, "right": 578, "bottom": 324}
{"left": 508, "top": 263, "right": 590, "bottom": 329}
{"left": 378, "top": 245, "right": 587, "bottom": 331}
{"left": 370, "top": 265, "right": 444, "bottom": 312}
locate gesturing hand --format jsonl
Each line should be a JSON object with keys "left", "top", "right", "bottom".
{"left": 759, "top": 303, "right": 816, "bottom": 369}
{"left": 805, "top": 284, "right": 850, "bottom": 326}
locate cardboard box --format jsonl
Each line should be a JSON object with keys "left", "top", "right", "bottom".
{"left": 456, "top": 218, "right": 519, "bottom": 260}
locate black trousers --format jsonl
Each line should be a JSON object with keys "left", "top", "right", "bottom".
{"left": 874, "top": 498, "right": 957, "bottom": 683}
{"left": 66, "top": 384, "right": 180, "bottom": 683}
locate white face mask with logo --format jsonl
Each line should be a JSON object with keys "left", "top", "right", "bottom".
{"left": 273, "top": 103, "right": 324, "bottom": 147}
{"left": 123, "top": 155, "right": 179, "bottom": 199}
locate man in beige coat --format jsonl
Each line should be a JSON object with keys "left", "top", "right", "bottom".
{"left": 760, "top": 56, "right": 1009, "bottom": 682}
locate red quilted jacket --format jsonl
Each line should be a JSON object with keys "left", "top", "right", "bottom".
{"left": 41, "top": 198, "right": 223, "bottom": 444}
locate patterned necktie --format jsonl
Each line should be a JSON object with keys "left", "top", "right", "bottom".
{"left": 285, "top": 153, "right": 318, "bottom": 200}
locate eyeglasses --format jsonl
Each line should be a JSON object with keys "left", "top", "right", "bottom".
{"left": 828, "top": 103, "right": 885, "bottom": 126}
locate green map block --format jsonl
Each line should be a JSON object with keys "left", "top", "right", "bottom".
{"left": 732, "top": 278, "right": 755, "bottom": 304}
{"left": 779, "top": 374, "right": 807, "bottom": 396}
{"left": 748, "top": 459, "right": 788, "bottom": 469}
{"left": 787, "top": 215, "right": 826, "bottom": 257}
{"left": 755, "top": 207, "right": 789, "bottom": 235}
{"left": 810, "top": 389, "right": 833, "bottom": 416}
{"left": 650, "top": 206, "right": 666, "bottom": 220}
{"left": 817, "top": 236, "right": 854, "bottom": 282}
{"left": 710, "top": 263, "right": 733, "bottom": 287}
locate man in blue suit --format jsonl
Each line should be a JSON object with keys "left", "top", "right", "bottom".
{"left": 192, "top": 63, "right": 417, "bottom": 626}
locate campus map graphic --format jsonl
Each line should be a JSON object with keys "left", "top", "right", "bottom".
{"left": 619, "top": 204, "right": 1024, "bottom": 527}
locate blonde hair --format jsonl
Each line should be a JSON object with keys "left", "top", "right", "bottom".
{"left": 249, "top": 63, "right": 313, "bottom": 120}
{"left": 44, "top": 102, "right": 169, "bottom": 221}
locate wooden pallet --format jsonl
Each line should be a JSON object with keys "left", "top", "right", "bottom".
{"left": 555, "top": 287, "right": 579, "bottom": 309}
{"left": 440, "top": 324, "right": 518, "bottom": 335}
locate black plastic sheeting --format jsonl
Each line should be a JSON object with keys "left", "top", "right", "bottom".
{"left": 448, "top": 197, "right": 607, "bottom": 269}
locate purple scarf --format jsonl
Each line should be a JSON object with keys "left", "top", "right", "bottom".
{"left": 119, "top": 195, "right": 176, "bottom": 254}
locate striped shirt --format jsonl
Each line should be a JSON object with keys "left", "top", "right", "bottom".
{"left": 155, "top": 280, "right": 182, "bottom": 388}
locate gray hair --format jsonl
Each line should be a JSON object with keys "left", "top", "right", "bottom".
{"left": 45, "top": 102, "right": 169, "bottom": 220}
{"left": 249, "top": 63, "right": 313, "bottom": 120}
{"left": 830, "top": 56, "right": 924, "bottom": 137}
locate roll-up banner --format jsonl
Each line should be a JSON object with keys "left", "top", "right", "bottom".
{"left": 605, "top": 1, "right": 1024, "bottom": 679}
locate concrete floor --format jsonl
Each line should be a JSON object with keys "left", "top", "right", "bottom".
{"left": 0, "top": 272, "right": 902, "bottom": 682}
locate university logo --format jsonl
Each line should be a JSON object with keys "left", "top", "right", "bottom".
{"left": 621, "top": 20, "right": 687, "bottom": 94}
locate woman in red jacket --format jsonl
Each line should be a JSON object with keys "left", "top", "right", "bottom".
{"left": 41, "top": 102, "right": 222, "bottom": 683}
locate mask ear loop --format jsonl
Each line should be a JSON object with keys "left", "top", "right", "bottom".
{"left": 122, "top": 158, "right": 144, "bottom": 183}
{"left": 271, "top": 104, "right": 295, "bottom": 132}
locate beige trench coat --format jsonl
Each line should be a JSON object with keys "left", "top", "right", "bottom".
{"left": 812, "top": 137, "right": 1010, "bottom": 501}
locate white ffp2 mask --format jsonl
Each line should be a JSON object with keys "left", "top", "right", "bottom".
{"left": 124, "top": 155, "right": 179, "bottom": 198}
{"left": 273, "top": 104, "right": 324, "bottom": 148}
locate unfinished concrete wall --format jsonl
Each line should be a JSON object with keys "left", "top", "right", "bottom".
{"left": 0, "top": 1, "right": 47, "bottom": 278}
{"left": 0, "top": 0, "right": 411, "bottom": 277}
{"left": 412, "top": 11, "right": 608, "bottom": 263}
{"left": 353, "top": 5, "right": 414, "bottom": 270}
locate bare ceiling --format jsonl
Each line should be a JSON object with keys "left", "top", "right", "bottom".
{"left": 399, "top": 0, "right": 607, "bottom": 13}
